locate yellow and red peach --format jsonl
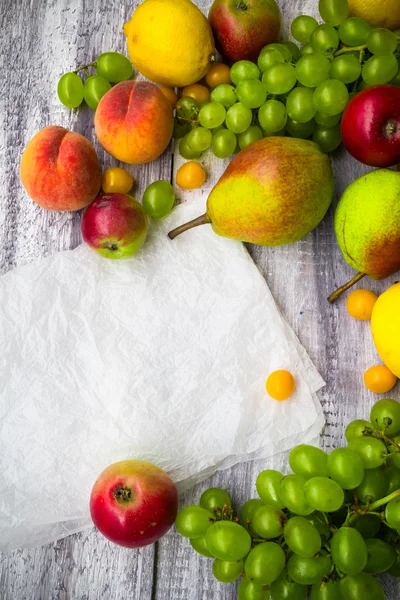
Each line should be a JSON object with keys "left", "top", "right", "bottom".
{"left": 94, "top": 80, "right": 174, "bottom": 164}
{"left": 20, "top": 126, "right": 102, "bottom": 211}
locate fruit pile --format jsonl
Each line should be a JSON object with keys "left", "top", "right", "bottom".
{"left": 176, "top": 398, "right": 400, "bottom": 599}
{"left": 173, "top": 0, "right": 400, "bottom": 159}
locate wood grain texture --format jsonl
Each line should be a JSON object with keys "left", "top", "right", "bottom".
{"left": 0, "top": 0, "right": 399, "bottom": 598}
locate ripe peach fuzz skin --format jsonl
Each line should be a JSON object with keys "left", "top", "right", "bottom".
{"left": 95, "top": 80, "right": 174, "bottom": 164}
{"left": 20, "top": 126, "right": 102, "bottom": 211}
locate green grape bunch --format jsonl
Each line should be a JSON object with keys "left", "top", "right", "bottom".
{"left": 57, "top": 52, "right": 134, "bottom": 111}
{"left": 173, "top": 0, "right": 399, "bottom": 162}
{"left": 176, "top": 397, "right": 400, "bottom": 599}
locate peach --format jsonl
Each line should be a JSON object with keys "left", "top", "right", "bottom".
{"left": 94, "top": 80, "right": 173, "bottom": 164}
{"left": 20, "top": 126, "right": 102, "bottom": 212}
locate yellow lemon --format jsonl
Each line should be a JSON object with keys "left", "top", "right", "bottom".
{"left": 371, "top": 283, "right": 400, "bottom": 377}
{"left": 123, "top": 0, "right": 216, "bottom": 88}
{"left": 348, "top": 0, "right": 400, "bottom": 30}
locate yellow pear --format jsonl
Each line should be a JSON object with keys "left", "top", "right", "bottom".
{"left": 371, "top": 283, "right": 400, "bottom": 378}
{"left": 123, "top": 0, "right": 216, "bottom": 88}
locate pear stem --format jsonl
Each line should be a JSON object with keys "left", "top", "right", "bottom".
{"left": 168, "top": 213, "right": 210, "bottom": 240}
{"left": 327, "top": 272, "right": 366, "bottom": 304}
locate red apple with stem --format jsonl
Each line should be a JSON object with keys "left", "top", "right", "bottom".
{"left": 208, "top": 0, "right": 281, "bottom": 63}
{"left": 90, "top": 460, "right": 178, "bottom": 548}
{"left": 341, "top": 85, "right": 400, "bottom": 168}
{"left": 81, "top": 193, "right": 148, "bottom": 259}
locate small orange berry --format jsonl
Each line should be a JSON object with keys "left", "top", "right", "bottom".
{"left": 102, "top": 167, "right": 134, "bottom": 194}
{"left": 346, "top": 289, "right": 378, "bottom": 320}
{"left": 205, "top": 63, "right": 232, "bottom": 88}
{"left": 181, "top": 84, "right": 210, "bottom": 104}
{"left": 176, "top": 161, "right": 206, "bottom": 190}
{"left": 364, "top": 365, "right": 397, "bottom": 394}
{"left": 266, "top": 370, "right": 295, "bottom": 401}
{"left": 159, "top": 85, "right": 179, "bottom": 109}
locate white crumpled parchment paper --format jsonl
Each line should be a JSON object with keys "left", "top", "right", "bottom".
{"left": 0, "top": 199, "right": 325, "bottom": 552}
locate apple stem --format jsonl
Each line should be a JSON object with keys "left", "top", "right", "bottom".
{"left": 327, "top": 272, "right": 366, "bottom": 304}
{"left": 168, "top": 213, "right": 210, "bottom": 240}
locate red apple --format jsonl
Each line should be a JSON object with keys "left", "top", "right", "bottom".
{"left": 208, "top": 0, "right": 281, "bottom": 63}
{"left": 341, "top": 85, "right": 400, "bottom": 168}
{"left": 81, "top": 193, "right": 148, "bottom": 259}
{"left": 90, "top": 460, "right": 178, "bottom": 548}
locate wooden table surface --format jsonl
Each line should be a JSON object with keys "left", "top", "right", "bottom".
{"left": 1, "top": 0, "right": 399, "bottom": 598}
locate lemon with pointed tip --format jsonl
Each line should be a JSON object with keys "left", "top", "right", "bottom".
{"left": 348, "top": 0, "right": 400, "bottom": 30}
{"left": 371, "top": 283, "right": 400, "bottom": 378}
{"left": 123, "top": 0, "right": 216, "bottom": 88}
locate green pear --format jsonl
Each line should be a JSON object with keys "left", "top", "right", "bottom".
{"left": 169, "top": 137, "right": 334, "bottom": 245}
{"left": 329, "top": 169, "right": 400, "bottom": 303}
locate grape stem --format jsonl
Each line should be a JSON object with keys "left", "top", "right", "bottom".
{"left": 369, "top": 488, "right": 400, "bottom": 512}
{"left": 334, "top": 44, "right": 367, "bottom": 57}
{"left": 74, "top": 61, "right": 97, "bottom": 74}
{"left": 379, "top": 431, "right": 400, "bottom": 451}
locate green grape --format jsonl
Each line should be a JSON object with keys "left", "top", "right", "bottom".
{"left": 284, "top": 516, "right": 321, "bottom": 557}
{"left": 300, "top": 43, "right": 315, "bottom": 56}
{"left": 338, "top": 17, "right": 372, "bottom": 46}
{"left": 96, "top": 52, "right": 133, "bottom": 83}
{"left": 236, "top": 79, "right": 267, "bottom": 109}
{"left": 240, "top": 499, "right": 266, "bottom": 527}
{"left": 175, "top": 505, "right": 213, "bottom": 538}
{"left": 238, "top": 125, "right": 263, "bottom": 149}
{"left": 198, "top": 102, "right": 226, "bottom": 129}
{"left": 279, "top": 474, "right": 313, "bottom": 516}
{"left": 350, "top": 513, "right": 381, "bottom": 538}
{"left": 269, "top": 125, "right": 286, "bottom": 137}
{"left": 142, "top": 180, "right": 175, "bottom": 219}
{"left": 256, "top": 470, "right": 285, "bottom": 508}
{"left": 211, "top": 129, "right": 237, "bottom": 158}
{"left": 345, "top": 419, "right": 373, "bottom": 442}
{"left": 390, "top": 66, "right": 400, "bottom": 87}
{"left": 304, "top": 476, "right": 344, "bottom": 512}
{"left": 190, "top": 536, "right": 214, "bottom": 557}
{"left": 179, "top": 135, "right": 202, "bottom": 159}
{"left": 186, "top": 127, "right": 212, "bottom": 152}
{"left": 364, "top": 538, "right": 395, "bottom": 573}
{"left": 370, "top": 398, "right": 400, "bottom": 436}
{"left": 226, "top": 103, "right": 253, "bottom": 133}
{"left": 286, "top": 88, "right": 316, "bottom": 123}
{"left": 266, "top": 43, "right": 293, "bottom": 62}
{"left": 305, "top": 512, "right": 332, "bottom": 540}
{"left": 287, "top": 553, "right": 332, "bottom": 585}
{"left": 330, "top": 54, "right": 362, "bottom": 83}
{"left": 238, "top": 577, "right": 269, "bottom": 600}
{"left": 57, "top": 72, "right": 84, "bottom": 109}
{"left": 319, "top": 0, "right": 349, "bottom": 25}
{"left": 173, "top": 119, "right": 191, "bottom": 138}
{"left": 282, "top": 41, "right": 302, "bottom": 61}
{"left": 367, "top": 28, "right": 398, "bottom": 55}
{"left": 348, "top": 436, "right": 387, "bottom": 469}
{"left": 388, "top": 549, "right": 400, "bottom": 577}
{"left": 386, "top": 462, "right": 400, "bottom": 493}
{"left": 331, "top": 527, "right": 368, "bottom": 575}
{"left": 313, "top": 124, "right": 342, "bottom": 152}
{"left": 258, "top": 47, "right": 285, "bottom": 73}
{"left": 205, "top": 521, "right": 251, "bottom": 561}
{"left": 212, "top": 558, "right": 243, "bottom": 583}
{"left": 244, "top": 542, "right": 286, "bottom": 585}
{"left": 311, "top": 579, "right": 343, "bottom": 600}
{"left": 289, "top": 444, "right": 329, "bottom": 479}
{"left": 356, "top": 467, "right": 389, "bottom": 503}
{"left": 270, "top": 568, "right": 308, "bottom": 600}
{"left": 252, "top": 505, "right": 287, "bottom": 538}
{"left": 310, "top": 24, "right": 340, "bottom": 53}
{"left": 362, "top": 54, "right": 399, "bottom": 85}
{"left": 313, "top": 80, "right": 349, "bottom": 116}
{"left": 286, "top": 117, "right": 315, "bottom": 139}
{"left": 262, "top": 63, "right": 297, "bottom": 94}
{"left": 291, "top": 15, "right": 319, "bottom": 44}
{"left": 258, "top": 100, "right": 287, "bottom": 133}
{"left": 200, "top": 488, "right": 231, "bottom": 511}
{"left": 385, "top": 496, "right": 400, "bottom": 529}
{"left": 327, "top": 447, "right": 364, "bottom": 489}
{"left": 340, "top": 573, "right": 385, "bottom": 600}
{"left": 83, "top": 75, "right": 111, "bottom": 111}
{"left": 210, "top": 84, "right": 237, "bottom": 107}
{"left": 230, "top": 61, "right": 260, "bottom": 85}
{"left": 296, "top": 53, "right": 332, "bottom": 87}
{"left": 176, "top": 96, "right": 198, "bottom": 120}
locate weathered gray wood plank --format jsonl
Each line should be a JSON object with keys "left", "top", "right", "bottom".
{"left": 1, "top": 0, "right": 399, "bottom": 598}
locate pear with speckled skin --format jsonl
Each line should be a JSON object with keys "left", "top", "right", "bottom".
{"left": 334, "top": 169, "right": 400, "bottom": 290}
{"left": 168, "top": 137, "right": 334, "bottom": 245}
